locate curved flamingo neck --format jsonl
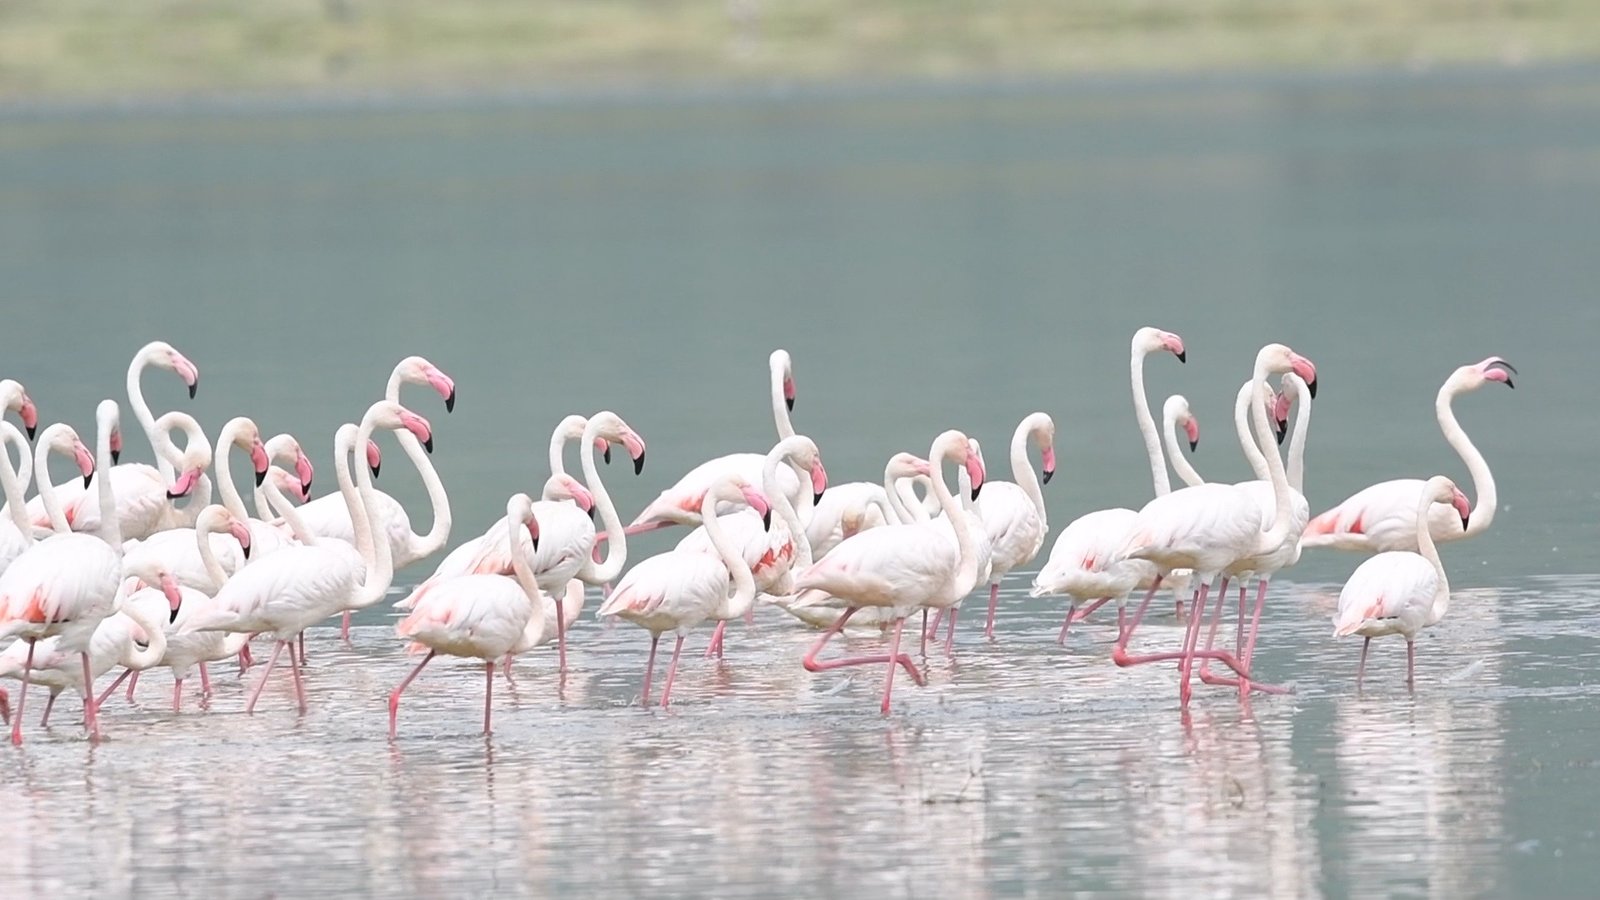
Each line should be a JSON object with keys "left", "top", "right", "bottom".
{"left": 1009, "top": 415, "right": 1048, "bottom": 528}
{"left": 118, "top": 599, "right": 168, "bottom": 670}
{"left": 338, "top": 418, "right": 394, "bottom": 611}
{"left": 1284, "top": 374, "right": 1313, "bottom": 493}
{"left": 1414, "top": 489, "right": 1450, "bottom": 626}
{"left": 578, "top": 417, "right": 625, "bottom": 584}
{"left": 262, "top": 478, "right": 316, "bottom": 545}
{"left": 1130, "top": 345, "right": 1170, "bottom": 496}
{"left": 770, "top": 358, "right": 795, "bottom": 441}
{"left": 394, "top": 429, "right": 452, "bottom": 558}
{"left": 883, "top": 467, "right": 917, "bottom": 524}
{"left": 1247, "top": 363, "right": 1293, "bottom": 557}
{"left": 1437, "top": 375, "right": 1496, "bottom": 536}
{"left": 929, "top": 436, "right": 978, "bottom": 601}
{"left": 1163, "top": 404, "right": 1205, "bottom": 489}
{"left": 126, "top": 346, "right": 163, "bottom": 464}
{"left": 506, "top": 507, "right": 548, "bottom": 640}
{"left": 196, "top": 522, "right": 230, "bottom": 590}
{"left": 95, "top": 405, "right": 123, "bottom": 551}
{"left": 33, "top": 431, "right": 71, "bottom": 534}
{"left": 1233, "top": 381, "right": 1271, "bottom": 481}
{"left": 702, "top": 482, "right": 757, "bottom": 619}
{"left": 764, "top": 438, "right": 813, "bottom": 569}
{"left": 549, "top": 415, "right": 587, "bottom": 478}
{"left": 0, "top": 424, "right": 32, "bottom": 540}
{"left": 214, "top": 419, "right": 252, "bottom": 521}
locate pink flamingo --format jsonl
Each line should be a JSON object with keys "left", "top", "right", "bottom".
{"left": 0, "top": 401, "right": 136, "bottom": 743}
{"left": 1332, "top": 475, "right": 1470, "bottom": 688}
{"left": 178, "top": 402, "right": 425, "bottom": 715}
{"left": 627, "top": 350, "right": 800, "bottom": 535}
{"left": 389, "top": 493, "right": 544, "bottom": 738}
{"left": 1302, "top": 357, "right": 1514, "bottom": 553}
{"left": 1112, "top": 344, "right": 1317, "bottom": 705}
{"left": 29, "top": 411, "right": 210, "bottom": 541}
{"left": 0, "top": 379, "right": 39, "bottom": 441}
{"left": 598, "top": 475, "right": 771, "bottom": 707}
{"left": 789, "top": 430, "right": 986, "bottom": 714}
{"left": 0, "top": 421, "right": 36, "bottom": 577}
{"left": 963, "top": 413, "right": 1054, "bottom": 641}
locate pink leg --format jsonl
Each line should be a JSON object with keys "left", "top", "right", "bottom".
{"left": 10, "top": 640, "right": 34, "bottom": 745}
{"left": 96, "top": 668, "right": 133, "bottom": 708}
{"left": 39, "top": 692, "right": 57, "bottom": 727}
{"left": 919, "top": 609, "right": 929, "bottom": 656}
{"left": 641, "top": 633, "right": 660, "bottom": 706}
{"left": 287, "top": 639, "right": 308, "bottom": 714}
{"left": 704, "top": 620, "right": 727, "bottom": 660}
{"left": 80, "top": 652, "right": 101, "bottom": 742}
{"left": 173, "top": 678, "right": 184, "bottom": 712}
{"left": 658, "top": 635, "right": 686, "bottom": 708}
{"left": 1236, "top": 583, "right": 1248, "bottom": 657}
{"left": 983, "top": 582, "right": 1000, "bottom": 640}
{"left": 199, "top": 662, "right": 212, "bottom": 697}
{"left": 341, "top": 611, "right": 353, "bottom": 643}
{"left": 1356, "top": 637, "right": 1371, "bottom": 688}
{"left": 942, "top": 606, "right": 958, "bottom": 655}
{"left": 802, "top": 608, "right": 924, "bottom": 686}
{"left": 1198, "top": 580, "right": 1290, "bottom": 696}
{"left": 501, "top": 653, "right": 516, "bottom": 684}
{"left": 553, "top": 595, "right": 568, "bottom": 674}
{"left": 1071, "top": 597, "right": 1110, "bottom": 624}
{"left": 743, "top": 605, "right": 754, "bottom": 625}
{"left": 125, "top": 670, "right": 140, "bottom": 701}
{"left": 1115, "top": 580, "right": 1256, "bottom": 682}
{"left": 1176, "top": 581, "right": 1212, "bottom": 706}
{"left": 1115, "top": 577, "right": 1163, "bottom": 650}
{"left": 881, "top": 616, "right": 911, "bottom": 714}
{"left": 245, "top": 640, "right": 285, "bottom": 714}
{"left": 1406, "top": 640, "right": 1417, "bottom": 688}
{"left": 387, "top": 650, "right": 435, "bottom": 739}
{"left": 238, "top": 642, "right": 254, "bottom": 674}
{"left": 297, "top": 631, "right": 307, "bottom": 666}
{"left": 1056, "top": 611, "right": 1074, "bottom": 645}
{"left": 924, "top": 608, "right": 943, "bottom": 643}
{"left": 483, "top": 661, "right": 495, "bottom": 734}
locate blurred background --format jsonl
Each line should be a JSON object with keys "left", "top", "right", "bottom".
{"left": 0, "top": 1, "right": 1593, "bottom": 583}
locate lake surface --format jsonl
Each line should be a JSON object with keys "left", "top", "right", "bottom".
{"left": 0, "top": 68, "right": 1597, "bottom": 897}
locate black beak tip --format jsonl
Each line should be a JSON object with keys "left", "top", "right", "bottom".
{"left": 602, "top": 446, "right": 612, "bottom": 465}
{"left": 254, "top": 470, "right": 267, "bottom": 487}
{"left": 25, "top": 425, "right": 36, "bottom": 441}
{"left": 1460, "top": 515, "right": 1470, "bottom": 530}
{"left": 1190, "top": 439, "right": 1200, "bottom": 452}
{"left": 84, "top": 474, "right": 94, "bottom": 488}
{"left": 814, "top": 490, "right": 825, "bottom": 504}
{"left": 1504, "top": 378, "right": 1515, "bottom": 390}
{"left": 1176, "top": 351, "right": 1187, "bottom": 364}
{"left": 371, "top": 464, "right": 381, "bottom": 480}
{"left": 633, "top": 454, "right": 645, "bottom": 476}
{"left": 166, "top": 489, "right": 180, "bottom": 499}
{"left": 188, "top": 383, "right": 198, "bottom": 400}
{"left": 445, "top": 391, "right": 456, "bottom": 413}
{"left": 422, "top": 437, "right": 434, "bottom": 454}
{"left": 588, "top": 506, "right": 598, "bottom": 522}
{"left": 762, "top": 511, "right": 773, "bottom": 531}
{"left": 530, "top": 535, "right": 539, "bottom": 552}
{"left": 971, "top": 486, "right": 982, "bottom": 501}
{"left": 169, "top": 607, "right": 179, "bottom": 625}
{"left": 1308, "top": 379, "right": 1318, "bottom": 399}
{"left": 1042, "top": 469, "right": 1054, "bottom": 485}
{"left": 242, "top": 544, "right": 252, "bottom": 560}
{"left": 1275, "top": 426, "right": 1287, "bottom": 446}
{"left": 785, "top": 397, "right": 795, "bottom": 412}
{"left": 111, "top": 450, "right": 121, "bottom": 465}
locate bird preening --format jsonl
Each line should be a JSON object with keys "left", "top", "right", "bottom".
{"left": 0, "top": 330, "right": 1515, "bottom": 742}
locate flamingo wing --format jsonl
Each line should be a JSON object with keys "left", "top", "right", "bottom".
{"left": 1333, "top": 551, "right": 1439, "bottom": 636}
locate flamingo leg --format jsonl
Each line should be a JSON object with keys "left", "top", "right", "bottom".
{"left": 553, "top": 595, "right": 568, "bottom": 674}
{"left": 199, "top": 662, "right": 212, "bottom": 697}
{"left": 386, "top": 650, "right": 435, "bottom": 739}
{"left": 1115, "top": 577, "right": 1163, "bottom": 650}
{"left": 659, "top": 635, "right": 686, "bottom": 708}
{"left": 501, "top": 654, "right": 516, "bottom": 685}
{"left": 943, "top": 606, "right": 958, "bottom": 655}
{"left": 80, "top": 652, "right": 101, "bottom": 742}
{"left": 1176, "top": 581, "right": 1212, "bottom": 706}
{"left": 245, "top": 640, "right": 285, "bottom": 714}
{"left": 0, "top": 687, "right": 9, "bottom": 727}
{"left": 1056, "top": 612, "right": 1074, "bottom": 645}
{"left": 1406, "top": 640, "right": 1417, "bottom": 688}
{"left": 1198, "top": 580, "right": 1291, "bottom": 696}
{"left": 1236, "top": 583, "right": 1248, "bottom": 658}
{"left": 923, "top": 608, "right": 942, "bottom": 643}
{"left": 802, "top": 607, "right": 924, "bottom": 686}
{"left": 287, "top": 638, "right": 308, "bottom": 714}
{"left": 10, "top": 639, "right": 33, "bottom": 745}
{"left": 238, "top": 641, "right": 254, "bottom": 674}
{"left": 983, "top": 582, "right": 1000, "bottom": 640}
{"left": 96, "top": 668, "right": 133, "bottom": 709}
{"left": 340, "top": 611, "right": 353, "bottom": 644}
{"left": 483, "top": 661, "right": 495, "bottom": 734}
{"left": 1196, "top": 581, "right": 1237, "bottom": 686}
{"left": 1072, "top": 597, "right": 1110, "bottom": 624}
{"left": 881, "top": 616, "right": 910, "bottom": 714}
{"left": 297, "top": 632, "right": 307, "bottom": 666}
{"left": 641, "top": 633, "right": 660, "bottom": 706}
{"left": 743, "top": 605, "right": 754, "bottom": 626}
{"left": 1356, "top": 637, "right": 1371, "bottom": 688}
{"left": 173, "top": 678, "right": 184, "bottom": 713}
{"left": 704, "top": 620, "right": 727, "bottom": 660}
{"left": 39, "top": 691, "right": 57, "bottom": 728}
{"left": 125, "top": 670, "right": 140, "bottom": 701}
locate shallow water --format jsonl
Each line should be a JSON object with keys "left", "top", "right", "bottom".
{"left": 2, "top": 67, "right": 1599, "bottom": 896}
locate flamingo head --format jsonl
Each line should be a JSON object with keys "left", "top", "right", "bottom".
{"left": 151, "top": 342, "right": 200, "bottom": 398}
{"left": 591, "top": 411, "right": 646, "bottom": 475}
{"left": 1255, "top": 344, "right": 1318, "bottom": 398}
{"left": 0, "top": 381, "right": 40, "bottom": 442}
{"left": 1024, "top": 412, "right": 1056, "bottom": 485}
{"left": 268, "top": 466, "right": 310, "bottom": 503}
{"left": 70, "top": 435, "right": 95, "bottom": 487}
{"left": 293, "top": 448, "right": 314, "bottom": 497}
{"left": 1135, "top": 327, "right": 1186, "bottom": 363}
{"left": 1425, "top": 475, "right": 1471, "bottom": 531}
{"left": 543, "top": 473, "right": 596, "bottom": 519}
{"left": 167, "top": 466, "right": 203, "bottom": 500}
{"left": 109, "top": 425, "right": 123, "bottom": 464}
{"left": 226, "top": 419, "right": 270, "bottom": 486}
{"left": 594, "top": 436, "right": 611, "bottom": 465}
{"left": 367, "top": 401, "right": 433, "bottom": 453}
{"left": 961, "top": 436, "right": 987, "bottom": 501}
{"left": 885, "top": 452, "right": 932, "bottom": 483}
{"left": 771, "top": 349, "right": 795, "bottom": 411}
{"left": 125, "top": 555, "right": 187, "bottom": 621}
{"left": 1476, "top": 357, "right": 1517, "bottom": 390}
{"left": 1272, "top": 391, "right": 1291, "bottom": 445}
{"left": 724, "top": 476, "right": 772, "bottom": 531}
{"left": 619, "top": 427, "right": 647, "bottom": 475}
{"left": 810, "top": 457, "right": 828, "bottom": 504}
{"left": 367, "top": 440, "right": 382, "bottom": 479}
{"left": 397, "top": 356, "right": 456, "bottom": 413}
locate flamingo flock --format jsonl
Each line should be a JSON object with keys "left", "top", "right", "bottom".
{"left": 0, "top": 333, "right": 1515, "bottom": 742}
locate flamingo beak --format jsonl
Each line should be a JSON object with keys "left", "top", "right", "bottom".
{"left": 250, "top": 440, "right": 270, "bottom": 486}
{"left": 74, "top": 441, "right": 95, "bottom": 486}
{"left": 110, "top": 427, "right": 122, "bottom": 465}
{"left": 595, "top": 437, "right": 611, "bottom": 465}
{"left": 229, "top": 521, "right": 253, "bottom": 560}
{"left": 167, "top": 467, "right": 202, "bottom": 499}
{"left": 1454, "top": 490, "right": 1471, "bottom": 530}
{"left": 1164, "top": 334, "right": 1187, "bottom": 364}
{"left": 1184, "top": 418, "right": 1201, "bottom": 453}
{"left": 1040, "top": 446, "right": 1056, "bottom": 486}
{"left": 295, "top": 451, "right": 315, "bottom": 496}
{"left": 160, "top": 573, "right": 184, "bottom": 621}
{"left": 811, "top": 460, "right": 828, "bottom": 504}
{"left": 965, "top": 454, "right": 986, "bottom": 501}
{"left": 741, "top": 486, "right": 773, "bottom": 531}
{"left": 425, "top": 366, "right": 457, "bottom": 413}
{"left": 1483, "top": 358, "right": 1517, "bottom": 389}
{"left": 173, "top": 352, "right": 200, "bottom": 399}
{"left": 525, "top": 519, "right": 540, "bottom": 553}
{"left": 20, "top": 397, "right": 37, "bottom": 442}
{"left": 399, "top": 410, "right": 433, "bottom": 454}
{"left": 366, "top": 440, "right": 382, "bottom": 479}
{"left": 783, "top": 376, "right": 796, "bottom": 412}
{"left": 1290, "top": 353, "right": 1318, "bottom": 398}
{"left": 624, "top": 431, "right": 647, "bottom": 476}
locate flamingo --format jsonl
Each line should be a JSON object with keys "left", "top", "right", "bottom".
{"left": 1027, "top": 327, "right": 1187, "bottom": 633}
{"left": 178, "top": 401, "right": 424, "bottom": 715}
{"left": 389, "top": 493, "right": 545, "bottom": 738}
{"left": 1160, "top": 395, "right": 1204, "bottom": 489}
{"left": 506, "top": 579, "right": 587, "bottom": 673}
{"left": 285, "top": 356, "right": 456, "bottom": 572}
{"left": 963, "top": 413, "right": 1054, "bottom": 641}
{"left": 1112, "top": 343, "right": 1317, "bottom": 705}
{"left": 0, "top": 379, "right": 39, "bottom": 441}
{"left": 26, "top": 411, "right": 209, "bottom": 541}
{"left": 677, "top": 435, "right": 827, "bottom": 658}
{"left": 1302, "top": 357, "right": 1514, "bottom": 553}
{"left": 1332, "top": 475, "right": 1471, "bottom": 688}
{"left": 627, "top": 349, "right": 800, "bottom": 534}
{"left": 597, "top": 474, "right": 771, "bottom": 707}
{"left": 789, "top": 430, "right": 986, "bottom": 714}
{"left": 0, "top": 400, "right": 136, "bottom": 743}
{"left": 0, "top": 583, "right": 174, "bottom": 727}
{"left": 0, "top": 422, "right": 36, "bottom": 576}
{"left": 254, "top": 434, "right": 316, "bottom": 520}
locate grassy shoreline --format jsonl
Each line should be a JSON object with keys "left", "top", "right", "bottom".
{"left": 3, "top": 1, "right": 1599, "bottom": 102}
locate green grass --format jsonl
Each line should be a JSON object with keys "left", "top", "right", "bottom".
{"left": 3, "top": 0, "right": 1600, "bottom": 100}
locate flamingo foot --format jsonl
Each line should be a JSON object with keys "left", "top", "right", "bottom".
{"left": 387, "top": 650, "right": 435, "bottom": 739}
{"left": 659, "top": 635, "right": 686, "bottom": 708}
